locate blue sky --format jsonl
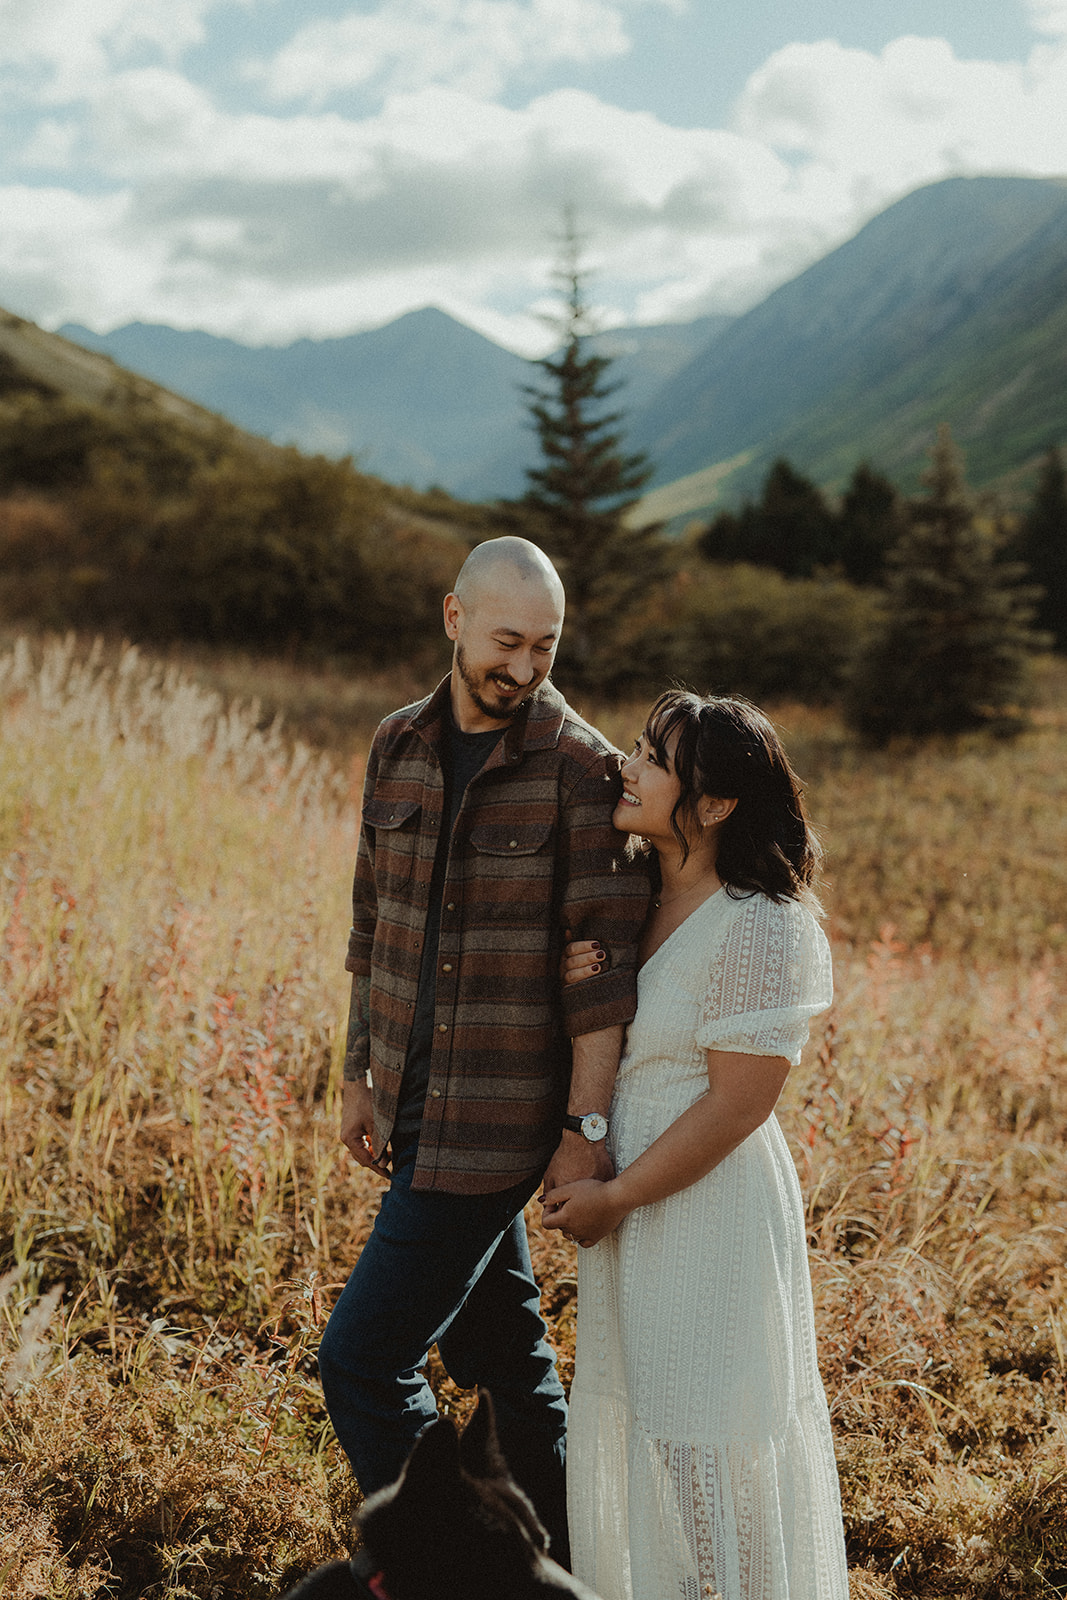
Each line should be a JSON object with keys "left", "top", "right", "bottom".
{"left": 1, "top": 0, "right": 1064, "bottom": 352}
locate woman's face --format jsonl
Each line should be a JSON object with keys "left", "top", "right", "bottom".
{"left": 614, "top": 726, "right": 685, "bottom": 846}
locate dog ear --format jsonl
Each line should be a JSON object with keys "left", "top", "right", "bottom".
{"left": 459, "top": 1389, "right": 510, "bottom": 1482}
{"left": 399, "top": 1413, "right": 464, "bottom": 1504}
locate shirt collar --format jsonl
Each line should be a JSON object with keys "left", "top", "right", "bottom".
{"left": 407, "top": 675, "right": 567, "bottom": 765}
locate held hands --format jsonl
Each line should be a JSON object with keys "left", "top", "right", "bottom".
{"left": 340, "top": 1080, "right": 390, "bottom": 1179}
{"left": 540, "top": 1178, "right": 629, "bottom": 1248}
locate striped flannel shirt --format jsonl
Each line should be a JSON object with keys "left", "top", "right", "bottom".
{"left": 345, "top": 675, "right": 649, "bottom": 1194}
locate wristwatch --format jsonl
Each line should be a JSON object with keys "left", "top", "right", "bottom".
{"left": 562, "top": 1111, "right": 609, "bottom": 1142}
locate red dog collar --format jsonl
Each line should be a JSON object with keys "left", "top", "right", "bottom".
{"left": 350, "top": 1550, "right": 390, "bottom": 1600}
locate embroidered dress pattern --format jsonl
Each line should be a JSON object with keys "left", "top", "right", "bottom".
{"left": 567, "top": 889, "right": 848, "bottom": 1600}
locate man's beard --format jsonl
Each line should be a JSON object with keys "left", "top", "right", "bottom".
{"left": 456, "top": 643, "right": 540, "bottom": 721}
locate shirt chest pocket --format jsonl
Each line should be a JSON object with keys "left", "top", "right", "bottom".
{"left": 467, "top": 820, "right": 555, "bottom": 913}
{"left": 364, "top": 796, "right": 421, "bottom": 890}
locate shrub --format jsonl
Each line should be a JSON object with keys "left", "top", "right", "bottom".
{"left": 0, "top": 429, "right": 469, "bottom": 670}
{"left": 641, "top": 560, "right": 880, "bottom": 703}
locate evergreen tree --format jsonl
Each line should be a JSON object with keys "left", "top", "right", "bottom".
{"left": 845, "top": 425, "right": 1042, "bottom": 743}
{"left": 835, "top": 461, "right": 906, "bottom": 585}
{"left": 695, "top": 504, "right": 743, "bottom": 565}
{"left": 696, "top": 458, "right": 835, "bottom": 577}
{"left": 1016, "top": 445, "right": 1067, "bottom": 649}
{"left": 754, "top": 459, "right": 837, "bottom": 576}
{"left": 520, "top": 220, "right": 666, "bottom": 688}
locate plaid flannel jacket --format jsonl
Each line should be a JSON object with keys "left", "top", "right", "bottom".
{"left": 345, "top": 676, "right": 649, "bottom": 1194}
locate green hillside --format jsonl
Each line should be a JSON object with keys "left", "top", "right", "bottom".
{"left": 0, "top": 304, "right": 476, "bottom": 669}
{"left": 631, "top": 176, "right": 1067, "bottom": 516}
{"left": 773, "top": 200, "right": 1067, "bottom": 492}
{"left": 0, "top": 307, "right": 253, "bottom": 444}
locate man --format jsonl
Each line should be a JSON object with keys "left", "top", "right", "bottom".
{"left": 318, "top": 536, "right": 648, "bottom": 1564}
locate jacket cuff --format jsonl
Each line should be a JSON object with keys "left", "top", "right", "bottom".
{"left": 562, "top": 966, "right": 638, "bottom": 1038}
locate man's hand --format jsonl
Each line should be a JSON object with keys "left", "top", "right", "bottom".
{"left": 340, "top": 1080, "right": 390, "bottom": 1178}
{"left": 542, "top": 1128, "right": 614, "bottom": 1193}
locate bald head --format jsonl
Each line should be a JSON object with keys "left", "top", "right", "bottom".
{"left": 444, "top": 538, "right": 566, "bottom": 731}
{"left": 453, "top": 537, "right": 565, "bottom": 616}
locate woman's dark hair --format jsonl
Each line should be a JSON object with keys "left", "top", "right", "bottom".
{"left": 642, "top": 689, "right": 821, "bottom": 903}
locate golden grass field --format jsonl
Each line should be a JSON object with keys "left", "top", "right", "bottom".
{"left": 1, "top": 635, "right": 1065, "bottom": 1599}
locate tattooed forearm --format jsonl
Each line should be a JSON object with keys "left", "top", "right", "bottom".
{"left": 343, "top": 972, "right": 371, "bottom": 1082}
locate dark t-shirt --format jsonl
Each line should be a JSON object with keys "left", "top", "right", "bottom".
{"left": 392, "top": 714, "right": 502, "bottom": 1144}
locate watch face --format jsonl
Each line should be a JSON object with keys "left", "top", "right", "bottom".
{"left": 581, "top": 1113, "right": 608, "bottom": 1142}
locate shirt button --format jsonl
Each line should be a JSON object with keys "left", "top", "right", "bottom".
{"left": 446, "top": 902, "right": 455, "bottom": 912}
{"left": 438, "top": 1023, "right": 448, "bottom": 1032}
{"left": 430, "top": 1088, "right": 441, "bottom": 1099}
{"left": 442, "top": 963, "right": 453, "bottom": 973}
{"left": 509, "top": 840, "right": 517, "bottom": 848}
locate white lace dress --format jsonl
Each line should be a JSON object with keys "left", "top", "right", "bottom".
{"left": 567, "top": 889, "right": 848, "bottom": 1600}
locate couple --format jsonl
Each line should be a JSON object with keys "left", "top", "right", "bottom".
{"left": 318, "top": 536, "right": 848, "bottom": 1600}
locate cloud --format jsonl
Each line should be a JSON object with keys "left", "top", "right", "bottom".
{"left": 734, "top": 33, "right": 1067, "bottom": 196}
{"left": 4, "top": 4, "right": 1067, "bottom": 353}
{"left": 0, "top": 74, "right": 805, "bottom": 345}
{"left": 112, "top": 87, "right": 796, "bottom": 297}
{"left": 251, "top": 0, "right": 671, "bottom": 103}
{"left": 1027, "top": 0, "right": 1067, "bottom": 36}
{"left": 0, "top": 0, "right": 222, "bottom": 100}
{"left": 0, "top": 184, "right": 148, "bottom": 325}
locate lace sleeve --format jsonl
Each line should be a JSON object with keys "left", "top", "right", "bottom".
{"left": 695, "top": 894, "right": 833, "bottom": 1064}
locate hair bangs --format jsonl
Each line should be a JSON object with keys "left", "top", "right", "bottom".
{"left": 644, "top": 692, "right": 698, "bottom": 773}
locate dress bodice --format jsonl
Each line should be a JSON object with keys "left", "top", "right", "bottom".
{"left": 617, "top": 888, "right": 833, "bottom": 1111}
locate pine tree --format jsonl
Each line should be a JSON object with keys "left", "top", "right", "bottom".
{"left": 694, "top": 503, "right": 750, "bottom": 565}
{"left": 753, "top": 459, "right": 836, "bottom": 576}
{"left": 696, "top": 458, "right": 835, "bottom": 577}
{"left": 1016, "top": 445, "right": 1067, "bottom": 649}
{"left": 845, "top": 425, "right": 1042, "bottom": 742}
{"left": 835, "top": 461, "right": 906, "bottom": 586}
{"left": 520, "top": 219, "right": 666, "bottom": 688}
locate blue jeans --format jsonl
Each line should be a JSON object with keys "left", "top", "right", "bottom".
{"left": 318, "top": 1145, "right": 570, "bottom": 1564}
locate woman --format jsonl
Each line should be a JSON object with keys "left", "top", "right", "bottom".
{"left": 541, "top": 690, "right": 848, "bottom": 1600}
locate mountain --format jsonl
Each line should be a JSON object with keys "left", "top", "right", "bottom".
{"left": 631, "top": 175, "right": 1067, "bottom": 513}
{"left": 585, "top": 316, "right": 732, "bottom": 415}
{"left": 61, "top": 308, "right": 729, "bottom": 501}
{"left": 53, "top": 176, "right": 1067, "bottom": 521}
{"left": 60, "top": 307, "right": 531, "bottom": 499}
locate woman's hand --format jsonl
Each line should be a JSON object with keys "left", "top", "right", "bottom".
{"left": 540, "top": 1178, "right": 629, "bottom": 1247}
{"left": 558, "top": 930, "right": 606, "bottom": 987}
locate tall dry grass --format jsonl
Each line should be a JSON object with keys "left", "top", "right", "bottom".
{"left": 0, "top": 636, "right": 377, "bottom": 1597}
{"left": 1, "top": 636, "right": 1065, "bottom": 1598}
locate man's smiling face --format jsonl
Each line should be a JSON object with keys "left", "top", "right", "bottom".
{"left": 445, "top": 571, "right": 564, "bottom": 731}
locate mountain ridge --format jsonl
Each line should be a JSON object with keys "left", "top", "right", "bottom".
{"left": 632, "top": 174, "right": 1067, "bottom": 510}
{"left": 35, "top": 173, "right": 1067, "bottom": 519}
{"left": 60, "top": 307, "right": 729, "bottom": 500}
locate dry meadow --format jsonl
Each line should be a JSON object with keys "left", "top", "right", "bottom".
{"left": 0, "top": 637, "right": 1065, "bottom": 1599}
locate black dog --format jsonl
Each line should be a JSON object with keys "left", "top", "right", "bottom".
{"left": 281, "top": 1392, "right": 600, "bottom": 1600}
